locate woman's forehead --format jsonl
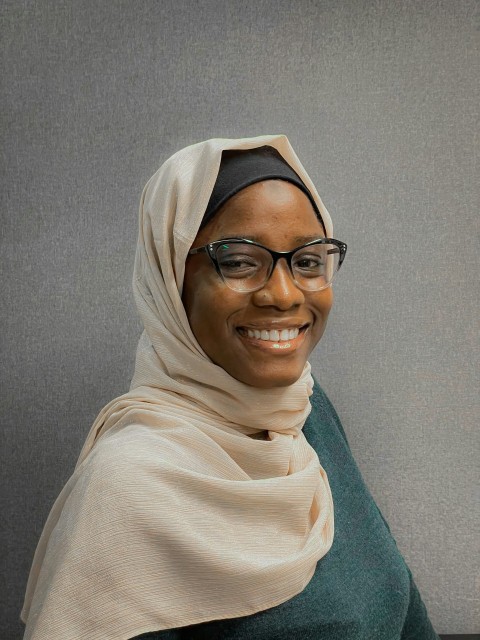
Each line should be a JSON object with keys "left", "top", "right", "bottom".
{"left": 195, "top": 182, "right": 325, "bottom": 247}
{"left": 212, "top": 181, "right": 321, "bottom": 223}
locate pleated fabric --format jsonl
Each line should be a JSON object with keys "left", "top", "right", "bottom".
{"left": 20, "top": 134, "right": 335, "bottom": 640}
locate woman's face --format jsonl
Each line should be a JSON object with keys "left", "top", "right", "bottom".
{"left": 182, "top": 179, "right": 333, "bottom": 388}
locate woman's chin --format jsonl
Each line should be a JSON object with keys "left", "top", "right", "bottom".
{"left": 233, "top": 365, "right": 306, "bottom": 389}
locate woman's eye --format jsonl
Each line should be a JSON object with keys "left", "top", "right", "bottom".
{"left": 294, "top": 256, "right": 324, "bottom": 270}
{"left": 219, "top": 257, "right": 259, "bottom": 272}
{"left": 222, "top": 260, "right": 253, "bottom": 268}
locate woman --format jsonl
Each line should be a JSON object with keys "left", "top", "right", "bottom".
{"left": 20, "top": 134, "right": 440, "bottom": 639}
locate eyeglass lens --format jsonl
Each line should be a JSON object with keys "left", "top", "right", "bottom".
{"left": 214, "top": 242, "right": 340, "bottom": 292}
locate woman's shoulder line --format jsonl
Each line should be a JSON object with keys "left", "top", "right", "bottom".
{"left": 309, "top": 374, "right": 351, "bottom": 449}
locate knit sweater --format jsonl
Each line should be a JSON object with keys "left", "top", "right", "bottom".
{"left": 131, "top": 377, "right": 440, "bottom": 640}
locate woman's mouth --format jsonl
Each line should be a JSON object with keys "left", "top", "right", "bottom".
{"left": 236, "top": 324, "right": 309, "bottom": 352}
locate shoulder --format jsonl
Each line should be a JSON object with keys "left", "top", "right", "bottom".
{"left": 79, "top": 426, "right": 176, "bottom": 500}
{"left": 308, "top": 375, "right": 351, "bottom": 449}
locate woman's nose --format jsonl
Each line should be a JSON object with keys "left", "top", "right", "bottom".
{"left": 251, "top": 259, "right": 305, "bottom": 309}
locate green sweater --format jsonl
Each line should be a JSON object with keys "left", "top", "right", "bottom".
{"left": 132, "top": 377, "right": 440, "bottom": 640}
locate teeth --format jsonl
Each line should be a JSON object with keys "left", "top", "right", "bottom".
{"left": 245, "top": 328, "right": 300, "bottom": 342}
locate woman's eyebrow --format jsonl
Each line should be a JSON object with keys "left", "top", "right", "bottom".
{"left": 292, "top": 235, "right": 326, "bottom": 243}
{"left": 217, "top": 235, "right": 325, "bottom": 243}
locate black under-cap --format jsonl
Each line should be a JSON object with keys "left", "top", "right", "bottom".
{"left": 200, "top": 145, "right": 326, "bottom": 233}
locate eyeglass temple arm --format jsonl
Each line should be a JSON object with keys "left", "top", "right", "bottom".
{"left": 188, "top": 246, "right": 208, "bottom": 255}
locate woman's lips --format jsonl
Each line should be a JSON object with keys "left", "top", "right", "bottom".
{"left": 236, "top": 325, "right": 309, "bottom": 352}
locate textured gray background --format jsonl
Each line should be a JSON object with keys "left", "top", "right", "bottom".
{"left": 1, "top": 0, "right": 479, "bottom": 637}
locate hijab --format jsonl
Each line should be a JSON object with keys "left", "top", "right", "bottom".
{"left": 20, "top": 134, "right": 335, "bottom": 640}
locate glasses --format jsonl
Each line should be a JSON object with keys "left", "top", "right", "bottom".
{"left": 188, "top": 237, "right": 347, "bottom": 293}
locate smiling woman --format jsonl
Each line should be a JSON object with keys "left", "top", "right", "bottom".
{"left": 20, "top": 135, "right": 440, "bottom": 640}
{"left": 183, "top": 178, "right": 335, "bottom": 389}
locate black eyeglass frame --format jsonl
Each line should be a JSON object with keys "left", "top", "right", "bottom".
{"left": 188, "top": 237, "right": 348, "bottom": 292}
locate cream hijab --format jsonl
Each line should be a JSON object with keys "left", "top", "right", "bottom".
{"left": 21, "top": 134, "right": 335, "bottom": 639}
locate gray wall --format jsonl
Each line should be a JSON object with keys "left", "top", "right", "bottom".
{"left": 1, "top": 1, "right": 478, "bottom": 637}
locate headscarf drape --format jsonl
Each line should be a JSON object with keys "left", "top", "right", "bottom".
{"left": 20, "top": 134, "right": 335, "bottom": 640}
